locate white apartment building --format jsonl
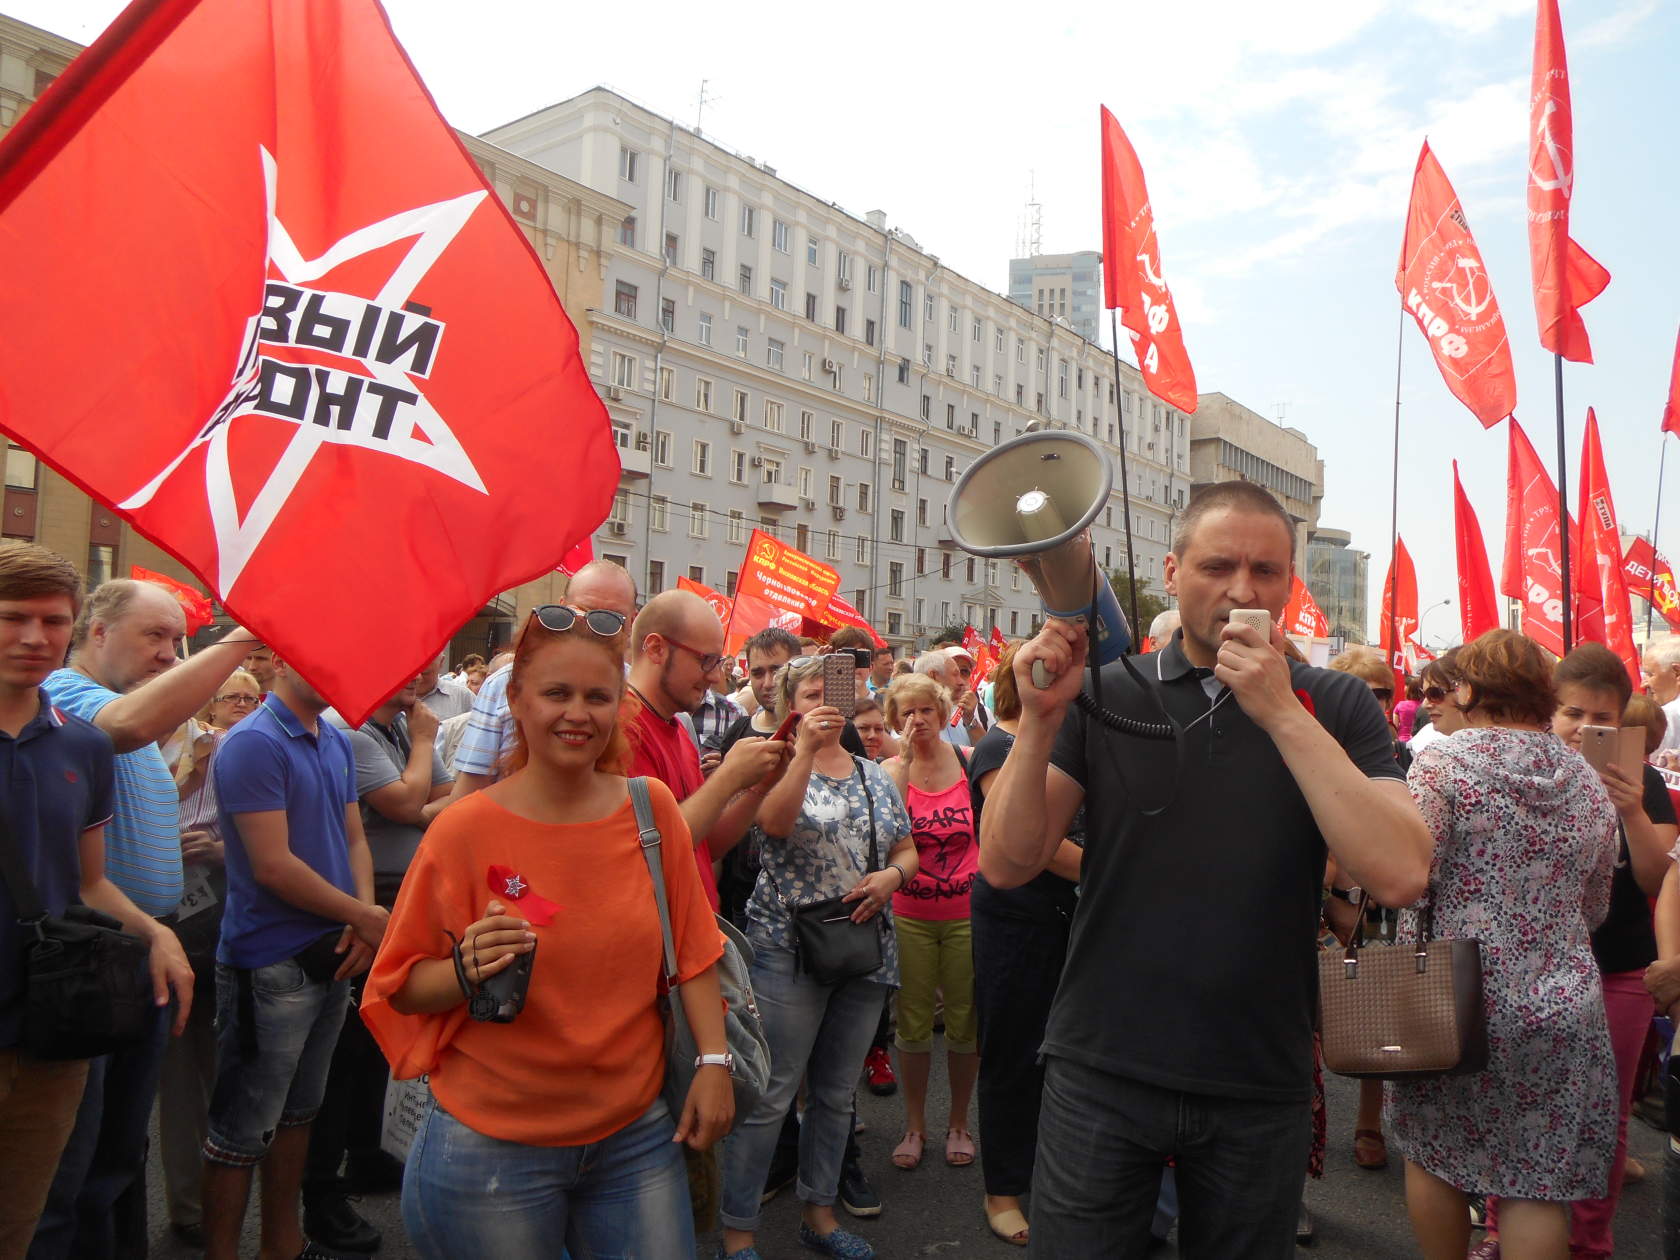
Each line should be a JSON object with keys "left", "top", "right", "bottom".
{"left": 485, "top": 89, "right": 1192, "bottom": 648}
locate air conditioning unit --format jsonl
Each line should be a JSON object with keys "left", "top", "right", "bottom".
{"left": 609, "top": 521, "right": 628, "bottom": 535}
{"left": 837, "top": 277, "right": 851, "bottom": 291}
{"left": 634, "top": 432, "right": 651, "bottom": 451}
{"left": 750, "top": 456, "right": 765, "bottom": 468}
{"left": 803, "top": 440, "right": 818, "bottom": 453}
{"left": 832, "top": 505, "right": 847, "bottom": 520}
{"left": 823, "top": 357, "right": 838, "bottom": 373}
{"left": 730, "top": 420, "right": 745, "bottom": 435}
{"left": 827, "top": 446, "right": 841, "bottom": 460}
{"left": 605, "top": 385, "right": 624, "bottom": 400}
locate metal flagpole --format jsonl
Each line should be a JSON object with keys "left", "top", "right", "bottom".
{"left": 1555, "top": 353, "right": 1573, "bottom": 653}
{"left": 1108, "top": 310, "right": 1143, "bottom": 645}
{"left": 1387, "top": 307, "right": 1404, "bottom": 672}
{"left": 1649, "top": 438, "right": 1669, "bottom": 641}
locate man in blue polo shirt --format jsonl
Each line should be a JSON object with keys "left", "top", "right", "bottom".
{"left": 34, "top": 579, "right": 258, "bottom": 1260}
{"left": 0, "top": 543, "right": 192, "bottom": 1255}
{"left": 201, "top": 656, "right": 385, "bottom": 1260}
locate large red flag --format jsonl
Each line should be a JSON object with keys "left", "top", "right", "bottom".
{"left": 1100, "top": 106, "right": 1197, "bottom": 413}
{"left": 1527, "top": 0, "right": 1610, "bottom": 363}
{"left": 1662, "top": 325, "right": 1680, "bottom": 438}
{"left": 1624, "top": 536, "right": 1680, "bottom": 633}
{"left": 1501, "top": 418, "right": 1570, "bottom": 655}
{"left": 1577, "top": 409, "right": 1639, "bottom": 684}
{"left": 1396, "top": 143, "right": 1516, "bottom": 429}
{"left": 0, "top": 0, "right": 617, "bottom": 726}
{"left": 677, "top": 575, "right": 733, "bottom": 628}
{"left": 131, "top": 565, "right": 216, "bottom": 636}
{"left": 1452, "top": 462, "right": 1502, "bottom": 642}
{"left": 1378, "top": 538, "right": 1419, "bottom": 679}
{"left": 1282, "top": 575, "right": 1330, "bottom": 639}
{"left": 816, "top": 594, "right": 886, "bottom": 650}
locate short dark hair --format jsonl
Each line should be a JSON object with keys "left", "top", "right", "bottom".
{"left": 828, "top": 626, "right": 872, "bottom": 652}
{"left": 871, "top": 645, "right": 894, "bottom": 660}
{"left": 743, "top": 627, "right": 800, "bottom": 663}
{"left": 1172, "top": 481, "right": 1296, "bottom": 558}
{"left": 1554, "top": 642, "right": 1633, "bottom": 711}
{"left": 1455, "top": 629, "right": 1555, "bottom": 727}
{"left": 853, "top": 696, "right": 883, "bottom": 720}
{"left": 1419, "top": 647, "right": 1460, "bottom": 690}
{"left": 0, "top": 541, "right": 83, "bottom": 616}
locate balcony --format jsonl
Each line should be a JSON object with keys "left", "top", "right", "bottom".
{"left": 756, "top": 478, "right": 798, "bottom": 511}
{"left": 617, "top": 442, "right": 651, "bottom": 480}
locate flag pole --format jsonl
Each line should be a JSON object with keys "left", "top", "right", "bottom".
{"left": 1649, "top": 438, "right": 1669, "bottom": 641}
{"left": 1387, "top": 306, "right": 1403, "bottom": 671}
{"left": 1108, "top": 310, "right": 1143, "bottom": 647}
{"left": 1554, "top": 353, "right": 1573, "bottom": 653}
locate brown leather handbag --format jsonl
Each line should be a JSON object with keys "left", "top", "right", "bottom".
{"left": 1317, "top": 893, "right": 1488, "bottom": 1080}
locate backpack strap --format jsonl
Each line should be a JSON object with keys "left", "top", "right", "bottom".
{"left": 629, "top": 777, "right": 680, "bottom": 990}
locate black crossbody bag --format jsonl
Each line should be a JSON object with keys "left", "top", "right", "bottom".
{"left": 765, "top": 759, "right": 884, "bottom": 985}
{"left": 0, "top": 806, "right": 153, "bottom": 1061}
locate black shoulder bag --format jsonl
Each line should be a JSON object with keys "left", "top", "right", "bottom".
{"left": 764, "top": 758, "right": 884, "bottom": 985}
{"left": 0, "top": 807, "right": 153, "bottom": 1060}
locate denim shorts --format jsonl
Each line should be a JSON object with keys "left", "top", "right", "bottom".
{"left": 202, "top": 959, "right": 349, "bottom": 1167}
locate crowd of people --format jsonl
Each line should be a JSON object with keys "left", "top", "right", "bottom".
{"left": 0, "top": 474, "right": 1676, "bottom": 1260}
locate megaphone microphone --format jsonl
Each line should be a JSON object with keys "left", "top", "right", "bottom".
{"left": 947, "top": 431, "right": 1131, "bottom": 688}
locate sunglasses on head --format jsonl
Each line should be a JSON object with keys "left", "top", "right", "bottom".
{"left": 530, "top": 605, "right": 627, "bottom": 637}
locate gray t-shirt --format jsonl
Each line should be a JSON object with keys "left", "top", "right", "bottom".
{"left": 330, "top": 713, "right": 450, "bottom": 878}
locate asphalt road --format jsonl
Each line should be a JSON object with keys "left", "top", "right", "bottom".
{"left": 145, "top": 1045, "right": 1670, "bottom": 1258}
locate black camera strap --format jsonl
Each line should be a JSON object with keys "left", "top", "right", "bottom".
{"left": 0, "top": 800, "right": 49, "bottom": 927}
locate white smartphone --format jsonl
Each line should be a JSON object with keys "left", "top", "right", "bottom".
{"left": 1228, "top": 608, "right": 1273, "bottom": 640}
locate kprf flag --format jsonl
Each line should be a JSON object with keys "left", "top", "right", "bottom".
{"left": 1396, "top": 143, "right": 1516, "bottom": 429}
{"left": 1379, "top": 538, "right": 1418, "bottom": 676}
{"left": 1624, "top": 536, "right": 1680, "bottom": 633}
{"left": 677, "top": 576, "right": 733, "bottom": 628}
{"left": 1100, "top": 106, "right": 1196, "bottom": 413}
{"left": 817, "top": 594, "right": 886, "bottom": 649}
{"left": 989, "top": 625, "right": 1008, "bottom": 658}
{"left": 1578, "top": 409, "right": 1639, "bottom": 684}
{"left": 1452, "top": 462, "right": 1501, "bottom": 642}
{"left": 1501, "top": 418, "right": 1571, "bottom": 656}
{"left": 0, "top": 0, "right": 617, "bottom": 726}
{"left": 131, "top": 565, "right": 216, "bottom": 635}
{"left": 725, "top": 529, "right": 841, "bottom": 655}
{"left": 1662, "top": 326, "right": 1680, "bottom": 438}
{"left": 1527, "top": 0, "right": 1610, "bottom": 363}
{"left": 1282, "top": 575, "right": 1329, "bottom": 639}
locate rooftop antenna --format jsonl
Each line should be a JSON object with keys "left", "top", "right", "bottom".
{"left": 695, "top": 79, "right": 717, "bottom": 135}
{"left": 1274, "top": 402, "right": 1288, "bottom": 425}
{"left": 1026, "top": 171, "right": 1042, "bottom": 258}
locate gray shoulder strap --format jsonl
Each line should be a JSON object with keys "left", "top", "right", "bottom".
{"left": 630, "top": 777, "right": 680, "bottom": 987}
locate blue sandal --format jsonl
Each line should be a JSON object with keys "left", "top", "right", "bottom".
{"left": 798, "top": 1222, "right": 875, "bottom": 1259}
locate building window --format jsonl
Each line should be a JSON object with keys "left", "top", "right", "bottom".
{"left": 971, "top": 365, "right": 981, "bottom": 388}
{"left": 995, "top": 329, "right": 1005, "bottom": 352}
{"left": 728, "top": 511, "right": 746, "bottom": 545}
{"left": 948, "top": 307, "right": 959, "bottom": 333}
{"left": 689, "top": 502, "right": 709, "bottom": 539}
{"left": 890, "top": 510, "right": 904, "bottom": 543}
{"left": 663, "top": 232, "right": 678, "bottom": 266}
{"left": 922, "top": 343, "right": 933, "bottom": 367}
{"left": 650, "top": 496, "right": 669, "bottom": 532}
{"left": 944, "top": 454, "right": 955, "bottom": 480}
{"left": 898, "top": 280, "right": 913, "bottom": 328}
{"left": 920, "top": 395, "right": 930, "bottom": 420}
{"left": 736, "top": 326, "right": 749, "bottom": 357}
{"left": 919, "top": 448, "right": 929, "bottom": 475}
{"left": 609, "top": 351, "right": 635, "bottom": 389}
{"left": 828, "top": 475, "right": 843, "bottom": 505}
{"left": 618, "top": 146, "right": 639, "bottom": 182}
{"left": 835, "top": 306, "right": 847, "bottom": 336}
{"left": 767, "top": 339, "right": 785, "bottom": 371}
{"left": 946, "top": 404, "right": 956, "bottom": 430}
{"left": 857, "top": 482, "right": 872, "bottom": 513}
{"left": 666, "top": 168, "right": 682, "bottom": 201}
{"left": 973, "top": 317, "right": 983, "bottom": 342}
{"left": 730, "top": 450, "right": 747, "bottom": 483}
{"left": 648, "top": 559, "right": 665, "bottom": 591}
{"left": 692, "top": 440, "right": 711, "bottom": 476}
{"left": 826, "top": 529, "right": 840, "bottom": 559}
{"left": 898, "top": 358, "right": 910, "bottom": 385}
{"left": 856, "top": 536, "right": 871, "bottom": 564}
{"left": 733, "top": 389, "right": 749, "bottom": 422}
{"left": 924, "top": 292, "right": 934, "bottom": 321}
{"left": 88, "top": 544, "right": 115, "bottom": 588}
{"left": 738, "top": 264, "right": 753, "bottom": 295}
{"left": 613, "top": 281, "right": 637, "bottom": 319}
{"left": 770, "top": 278, "right": 787, "bottom": 310}
{"left": 888, "top": 563, "right": 903, "bottom": 597}
{"left": 802, "top": 352, "right": 814, "bottom": 381}
{"left": 704, "top": 186, "right": 719, "bottom": 219}
{"left": 860, "top": 428, "right": 873, "bottom": 459}
{"left": 764, "top": 399, "right": 785, "bottom": 431}
{"left": 865, "top": 318, "right": 876, "bottom": 347}
{"left": 654, "top": 430, "right": 672, "bottom": 466}
{"left": 807, "top": 239, "right": 819, "bottom": 266}
{"left": 740, "top": 205, "right": 757, "bottom": 237}
{"left": 801, "top": 410, "right": 816, "bottom": 442}
{"left": 805, "top": 292, "right": 819, "bottom": 322}
{"left": 830, "top": 418, "right": 844, "bottom": 449}
{"left": 698, "top": 313, "right": 712, "bottom": 346}
{"left": 772, "top": 220, "right": 790, "bottom": 252}
{"left": 833, "top": 364, "right": 845, "bottom": 392}
{"left": 660, "top": 299, "right": 675, "bottom": 333}
{"left": 863, "top": 373, "right": 874, "bottom": 403}
{"left": 726, "top": 570, "right": 739, "bottom": 597}
{"left": 942, "top": 551, "right": 952, "bottom": 579}
{"left": 916, "top": 496, "right": 927, "bottom": 525}
{"left": 1017, "top": 338, "right": 1025, "bottom": 363}
{"left": 945, "top": 353, "right": 957, "bottom": 376}
{"left": 867, "top": 265, "right": 879, "bottom": 294}
{"left": 618, "top": 216, "right": 636, "bottom": 248}
{"left": 798, "top": 466, "right": 813, "bottom": 498}
{"left": 837, "top": 251, "right": 852, "bottom": 287}
{"left": 701, "top": 248, "right": 716, "bottom": 281}
{"left": 1058, "top": 361, "right": 1069, "bottom": 397}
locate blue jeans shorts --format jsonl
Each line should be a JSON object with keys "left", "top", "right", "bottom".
{"left": 202, "top": 959, "right": 349, "bottom": 1167}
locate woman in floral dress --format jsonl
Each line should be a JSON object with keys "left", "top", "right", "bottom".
{"left": 1387, "top": 629, "right": 1618, "bottom": 1259}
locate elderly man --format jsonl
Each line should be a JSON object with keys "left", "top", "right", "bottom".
{"left": 35, "top": 580, "right": 258, "bottom": 1259}
{"left": 413, "top": 650, "right": 474, "bottom": 723}
{"left": 913, "top": 649, "right": 984, "bottom": 747}
{"left": 1147, "top": 609, "right": 1182, "bottom": 652}
{"left": 447, "top": 560, "right": 639, "bottom": 797}
{"left": 1641, "top": 635, "right": 1680, "bottom": 756}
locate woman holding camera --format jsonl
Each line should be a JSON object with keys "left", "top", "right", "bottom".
{"left": 719, "top": 656, "right": 915, "bottom": 1260}
{"left": 361, "top": 606, "right": 734, "bottom": 1258}
{"left": 1387, "top": 630, "right": 1618, "bottom": 1260}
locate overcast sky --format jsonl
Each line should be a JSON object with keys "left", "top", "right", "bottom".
{"left": 14, "top": 0, "right": 1678, "bottom": 645}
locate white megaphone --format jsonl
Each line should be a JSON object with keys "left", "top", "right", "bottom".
{"left": 947, "top": 430, "right": 1131, "bottom": 688}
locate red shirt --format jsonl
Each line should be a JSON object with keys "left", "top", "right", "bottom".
{"left": 626, "top": 696, "right": 718, "bottom": 910}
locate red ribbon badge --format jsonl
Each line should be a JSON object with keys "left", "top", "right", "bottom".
{"left": 486, "top": 865, "right": 560, "bottom": 926}
{"left": 1294, "top": 689, "right": 1317, "bottom": 719}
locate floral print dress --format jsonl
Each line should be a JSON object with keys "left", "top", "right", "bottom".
{"left": 1385, "top": 728, "right": 1619, "bottom": 1199}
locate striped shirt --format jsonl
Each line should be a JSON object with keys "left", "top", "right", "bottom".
{"left": 45, "top": 667, "right": 183, "bottom": 915}
{"left": 450, "top": 663, "right": 514, "bottom": 778}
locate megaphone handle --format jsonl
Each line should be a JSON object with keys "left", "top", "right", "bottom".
{"left": 1030, "top": 658, "right": 1055, "bottom": 690}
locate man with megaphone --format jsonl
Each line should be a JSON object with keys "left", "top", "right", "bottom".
{"left": 976, "top": 480, "right": 1433, "bottom": 1259}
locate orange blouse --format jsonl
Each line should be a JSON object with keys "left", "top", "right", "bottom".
{"left": 361, "top": 780, "right": 722, "bottom": 1146}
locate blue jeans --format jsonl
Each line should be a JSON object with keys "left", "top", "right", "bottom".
{"left": 28, "top": 993, "right": 172, "bottom": 1260}
{"left": 1029, "top": 1055, "right": 1311, "bottom": 1259}
{"left": 401, "top": 1097, "right": 695, "bottom": 1259}
{"left": 203, "top": 960, "right": 349, "bottom": 1166}
{"left": 719, "top": 942, "right": 889, "bottom": 1232}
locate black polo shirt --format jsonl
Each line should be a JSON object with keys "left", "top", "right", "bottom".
{"left": 1046, "top": 632, "right": 1403, "bottom": 1102}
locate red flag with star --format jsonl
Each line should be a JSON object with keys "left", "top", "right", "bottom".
{"left": 0, "top": 0, "right": 617, "bottom": 725}
{"left": 1527, "top": 0, "right": 1609, "bottom": 363}
{"left": 1500, "top": 418, "right": 1575, "bottom": 655}
{"left": 1100, "top": 106, "right": 1197, "bottom": 413}
{"left": 1624, "top": 536, "right": 1680, "bottom": 633}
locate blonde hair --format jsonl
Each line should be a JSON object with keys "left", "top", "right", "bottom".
{"left": 883, "top": 672, "right": 952, "bottom": 732}
{"left": 771, "top": 655, "right": 829, "bottom": 722}
{"left": 198, "top": 667, "right": 260, "bottom": 727}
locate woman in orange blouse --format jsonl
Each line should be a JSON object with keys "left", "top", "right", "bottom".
{"left": 362, "top": 606, "right": 733, "bottom": 1258}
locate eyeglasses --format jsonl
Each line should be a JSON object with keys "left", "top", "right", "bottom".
{"left": 1422, "top": 685, "right": 1454, "bottom": 702}
{"left": 530, "top": 605, "right": 627, "bottom": 636}
{"left": 663, "top": 635, "right": 725, "bottom": 674}
{"left": 215, "top": 693, "right": 260, "bottom": 706}
{"left": 1370, "top": 688, "right": 1393, "bottom": 701}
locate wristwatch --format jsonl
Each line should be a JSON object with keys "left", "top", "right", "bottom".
{"left": 1327, "top": 885, "right": 1362, "bottom": 903}
{"left": 695, "top": 1053, "right": 735, "bottom": 1073}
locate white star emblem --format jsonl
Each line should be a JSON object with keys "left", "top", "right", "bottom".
{"left": 120, "top": 146, "right": 489, "bottom": 594}
{"left": 503, "top": 874, "right": 527, "bottom": 899}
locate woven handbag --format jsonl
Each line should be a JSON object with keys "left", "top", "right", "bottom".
{"left": 1318, "top": 892, "right": 1488, "bottom": 1081}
